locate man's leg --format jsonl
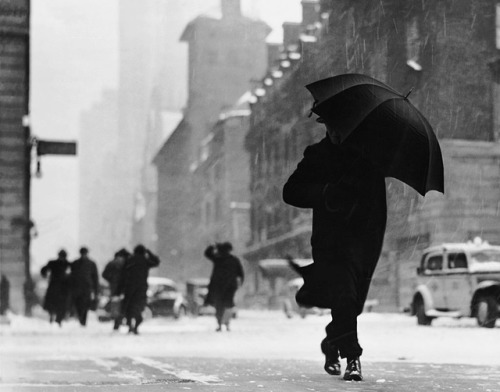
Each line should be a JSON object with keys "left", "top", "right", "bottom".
{"left": 321, "top": 334, "right": 341, "bottom": 375}
{"left": 222, "top": 307, "right": 233, "bottom": 331}
{"left": 215, "top": 303, "right": 224, "bottom": 331}
{"left": 79, "top": 303, "right": 89, "bottom": 326}
{"left": 326, "top": 295, "right": 363, "bottom": 381}
{"left": 133, "top": 314, "right": 143, "bottom": 334}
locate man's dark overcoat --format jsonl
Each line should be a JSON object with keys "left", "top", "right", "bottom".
{"left": 119, "top": 250, "right": 160, "bottom": 319}
{"left": 102, "top": 257, "right": 125, "bottom": 296}
{"left": 204, "top": 246, "right": 244, "bottom": 309}
{"left": 41, "top": 259, "right": 70, "bottom": 315}
{"left": 282, "top": 135, "right": 387, "bottom": 314}
{"left": 69, "top": 257, "right": 99, "bottom": 301}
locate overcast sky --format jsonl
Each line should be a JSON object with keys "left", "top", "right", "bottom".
{"left": 30, "top": 0, "right": 302, "bottom": 271}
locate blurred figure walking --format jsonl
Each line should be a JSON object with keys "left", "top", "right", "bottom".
{"left": 0, "top": 274, "right": 10, "bottom": 316}
{"left": 120, "top": 245, "right": 160, "bottom": 335}
{"left": 40, "top": 249, "right": 70, "bottom": 326}
{"left": 102, "top": 248, "right": 129, "bottom": 330}
{"left": 204, "top": 242, "right": 244, "bottom": 332}
{"left": 69, "top": 247, "right": 99, "bottom": 326}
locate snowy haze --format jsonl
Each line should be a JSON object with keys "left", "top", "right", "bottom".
{"left": 30, "top": 0, "right": 302, "bottom": 271}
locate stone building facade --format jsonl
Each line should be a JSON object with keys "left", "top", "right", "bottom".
{"left": 192, "top": 95, "right": 253, "bottom": 281}
{"left": 244, "top": 0, "right": 500, "bottom": 311}
{"left": 0, "top": 0, "right": 31, "bottom": 314}
{"left": 154, "top": 0, "right": 270, "bottom": 281}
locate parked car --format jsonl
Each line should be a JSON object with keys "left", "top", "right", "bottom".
{"left": 185, "top": 278, "right": 237, "bottom": 318}
{"left": 185, "top": 278, "right": 213, "bottom": 316}
{"left": 146, "top": 277, "right": 188, "bottom": 319}
{"left": 97, "top": 276, "right": 187, "bottom": 321}
{"left": 411, "top": 237, "right": 500, "bottom": 328}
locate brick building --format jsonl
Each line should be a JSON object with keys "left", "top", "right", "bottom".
{"left": 244, "top": 0, "right": 500, "bottom": 311}
{"left": 154, "top": 0, "right": 270, "bottom": 281}
{"left": 0, "top": 0, "right": 31, "bottom": 314}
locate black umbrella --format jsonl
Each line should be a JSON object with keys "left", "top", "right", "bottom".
{"left": 306, "top": 73, "right": 444, "bottom": 196}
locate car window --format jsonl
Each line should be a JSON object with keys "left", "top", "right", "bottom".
{"left": 470, "top": 249, "right": 500, "bottom": 263}
{"left": 159, "top": 284, "right": 176, "bottom": 293}
{"left": 425, "top": 255, "right": 443, "bottom": 271}
{"left": 448, "top": 253, "right": 467, "bottom": 269}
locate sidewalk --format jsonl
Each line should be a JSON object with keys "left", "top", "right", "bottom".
{"left": 1, "top": 355, "right": 499, "bottom": 391}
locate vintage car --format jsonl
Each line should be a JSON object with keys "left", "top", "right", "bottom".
{"left": 98, "top": 276, "right": 187, "bottom": 321}
{"left": 411, "top": 238, "right": 500, "bottom": 328}
{"left": 146, "top": 277, "right": 188, "bottom": 319}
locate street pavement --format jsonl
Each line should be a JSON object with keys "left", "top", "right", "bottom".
{"left": 2, "top": 356, "right": 500, "bottom": 391}
{"left": 1, "top": 310, "right": 499, "bottom": 391}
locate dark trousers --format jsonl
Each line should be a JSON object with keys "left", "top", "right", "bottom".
{"left": 127, "top": 314, "right": 143, "bottom": 332}
{"left": 214, "top": 302, "right": 232, "bottom": 327}
{"left": 73, "top": 296, "right": 90, "bottom": 326}
{"left": 313, "top": 250, "right": 364, "bottom": 360}
{"left": 323, "top": 304, "right": 362, "bottom": 360}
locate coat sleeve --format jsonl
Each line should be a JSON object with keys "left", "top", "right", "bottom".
{"left": 146, "top": 251, "right": 160, "bottom": 268}
{"left": 282, "top": 145, "right": 328, "bottom": 209}
{"left": 204, "top": 245, "right": 216, "bottom": 262}
{"left": 235, "top": 257, "right": 244, "bottom": 283}
{"left": 102, "top": 262, "right": 112, "bottom": 282}
{"left": 40, "top": 262, "right": 50, "bottom": 278}
{"left": 91, "top": 262, "right": 99, "bottom": 295}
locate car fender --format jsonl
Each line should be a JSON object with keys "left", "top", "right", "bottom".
{"left": 475, "top": 280, "right": 500, "bottom": 292}
{"left": 472, "top": 280, "right": 500, "bottom": 305}
{"left": 413, "top": 285, "right": 434, "bottom": 313}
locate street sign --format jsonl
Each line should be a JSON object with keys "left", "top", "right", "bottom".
{"left": 36, "top": 140, "right": 77, "bottom": 156}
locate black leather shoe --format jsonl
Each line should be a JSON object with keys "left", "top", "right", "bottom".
{"left": 324, "top": 358, "right": 341, "bottom": 376}
{"left": 343, "top": 357, "right": 362, "bottom": 381}
{"left": 321, "top": 340, "right": 341, "bottom": 376}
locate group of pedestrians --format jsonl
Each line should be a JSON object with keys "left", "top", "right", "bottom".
{"left": 40, "top": 244, "right": 160, "bottom": 334}
{"left": 41, "top": 240, "right": 248, "bottom": 336}
{"left": 40, "top": 247, "right": 98, "bottom": 327}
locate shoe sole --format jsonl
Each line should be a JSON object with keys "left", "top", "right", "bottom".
{"left": 324, "top": 365, "right": 341, "bottom": 376}
{"left": 343, "top": 374, "right": 363, "bottom": 381}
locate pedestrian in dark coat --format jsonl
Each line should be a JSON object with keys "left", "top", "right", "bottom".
{"left": 204, "top": 242, "right": 244, "bottom": 332}
{"left": 282, "top": 121, "right": 387, "bottom": 381}
{"left": 0, "top": 274, "right": 10, "bottom": 315}
{"left": 69, "top": 247, "right": 99, "bottom": 326}
{"left": 40, "top": 249, "right": 71, "bottom": 325}
{"left": 102, "top": 248, "right": 129, "bottom": 330}
{"left": 119, "top": 245, "right": 160, "bottom": 334}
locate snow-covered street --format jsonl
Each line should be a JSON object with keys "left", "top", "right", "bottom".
{"left": 1, "top": 310, "right": 499, "bottom": 390}
{"left": 2, "top": 309, "right": 499, "bottom": 364}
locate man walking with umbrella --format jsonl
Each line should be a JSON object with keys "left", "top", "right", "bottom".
{"left": 283, "top": 74, "right": 444, "bottom": 381}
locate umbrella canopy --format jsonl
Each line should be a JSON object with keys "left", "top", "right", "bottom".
{"left": 306, "top": 73, "right": 444, "bottom": 196}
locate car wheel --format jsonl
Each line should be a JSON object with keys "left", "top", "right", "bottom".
{"left": 475, "top": 296, "right": 497, "bottom": 328}
{"left": 415, "top": 298, "right": 432, "bottom": 326}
